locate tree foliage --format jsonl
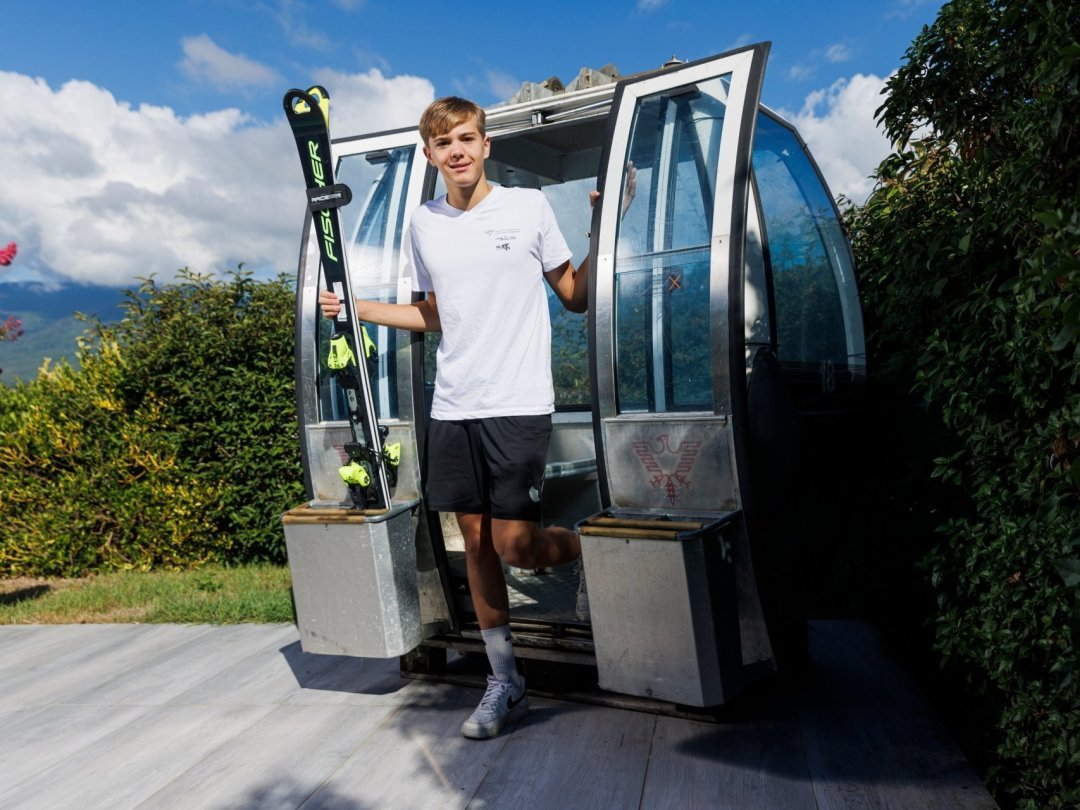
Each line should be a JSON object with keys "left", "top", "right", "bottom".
{"left": 846, "top": 1, "right": 1080, "bottom": 806}
{"left": 0, "top": 269, "right": 304, "bottom": 574}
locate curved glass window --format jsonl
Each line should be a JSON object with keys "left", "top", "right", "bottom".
{"left": 613, "top": 75, "right": 730, "bottom": 413}
{"left": 541, "top": 177, "right": 592, "bottom": 409}
{"left": 751, "top": 114, "right": 865, "bottom": 388}
{"left": 317, "top": 146, "right": 414, "bottom": 422}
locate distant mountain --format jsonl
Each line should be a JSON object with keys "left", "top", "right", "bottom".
{"left": 0, "top": 283, "right": 128, "bottom": 383}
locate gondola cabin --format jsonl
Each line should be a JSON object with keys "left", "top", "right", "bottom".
{"left": 282, "top": 43, "right": 866, "bottom": 708}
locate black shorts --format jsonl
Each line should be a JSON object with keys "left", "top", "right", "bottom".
{"left": 425, "top": 415, "right": 551, "bottom": 522}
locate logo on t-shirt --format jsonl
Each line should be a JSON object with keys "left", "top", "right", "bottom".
{"left": 487, "top": 227, "right": 520, "bottom": 254}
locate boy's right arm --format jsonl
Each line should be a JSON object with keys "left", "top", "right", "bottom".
{"left": 318, "top": 288, "right": 440, "bottom": 332}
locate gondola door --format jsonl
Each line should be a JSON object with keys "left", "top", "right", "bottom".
{"left": 581, "top": 45, "right": 774, "bottom": 705}
{"left": 590, "top": 45, "right": 768, "bottom": 513}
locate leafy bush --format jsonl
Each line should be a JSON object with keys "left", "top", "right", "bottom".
{"left": 0, "top": 269, "right": 304, "bottom": 574}
{"left": 101, "top": 268, "right": 305, "bottom": 562}
{"left": 0, "top": 341, "right": 225, "bottom": 574}
{"left": 846, "top": 1, "right": 1080, "bottom": 806}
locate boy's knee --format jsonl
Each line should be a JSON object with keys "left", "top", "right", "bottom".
{"left": 492, "top": 523, "right": 537, "bottom": 568}
{"left": 456, "top": 513, "right": 488, "bottom": 556}
{"left": 462, "top": 531, "right": 487, "bottom": 557}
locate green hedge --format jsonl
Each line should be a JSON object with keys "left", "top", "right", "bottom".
{"left": 845, "top": 1, "right": 1080, "bottom": 806}
{"left": 0, "top": 269, "right": 304, "bottom": 574}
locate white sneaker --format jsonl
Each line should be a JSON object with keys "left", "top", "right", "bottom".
{"left": 461, "top": 675, "right": 528, "bottom": 740}
{"left": 574, "top": 558, "right": 589, "bottom": 622}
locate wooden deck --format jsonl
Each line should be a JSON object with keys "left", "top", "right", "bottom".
{"left": 0, "top": 621, "right": 996, "bottom": 809}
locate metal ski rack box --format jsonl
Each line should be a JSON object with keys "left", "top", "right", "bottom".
{"left": 577, "top": 509, "right": 745, "bottom": 706}
{"left": 282, "top": 501, "right": 422, "bottom": 658}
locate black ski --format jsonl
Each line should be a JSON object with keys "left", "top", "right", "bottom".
{"left": 284, "top": 85, "right": 398, "bottom": 510}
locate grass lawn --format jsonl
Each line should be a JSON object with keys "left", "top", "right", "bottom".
{"left": 0, "top": 564, "right": 295, "bottom": 624}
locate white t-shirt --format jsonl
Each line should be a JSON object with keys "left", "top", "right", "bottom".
{"left": 405, "top": 185, "right": 572, "bottom": 420}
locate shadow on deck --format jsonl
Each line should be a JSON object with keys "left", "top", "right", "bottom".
{"left": 0, "top": 620, "right": 997, "bottom": 808}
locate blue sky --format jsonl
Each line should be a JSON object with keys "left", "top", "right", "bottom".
{"left": 0, "top": 0, "right": 945, "bottom": 291}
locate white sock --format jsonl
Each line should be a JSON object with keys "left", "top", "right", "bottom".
{"left": 481, "top": 624, "right": 522, "bottom": 687}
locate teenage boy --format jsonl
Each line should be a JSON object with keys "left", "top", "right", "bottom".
{"left": 318, "top": 96, "right": 590, "bottom": 740}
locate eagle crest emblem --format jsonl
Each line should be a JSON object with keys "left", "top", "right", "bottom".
{"left": 632, "top": 434, "right": 701, "bottom": 507}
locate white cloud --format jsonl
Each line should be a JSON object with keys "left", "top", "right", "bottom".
{"left": 269, "top": 0, "right": 333, "bottom": 50}
{"left": 485, "top": 69, "right": 521, "bottom": 104}
{"left": 887, "top": 0, "right": 936, "bottom": 19}
{"left": 724, "top": 34, "right": 755, "bottom": 52}
{"left": 179, "top": 35, "right": 279, "bottom": 88}
{"left": 637, "top": 0, "right": 667, "bottom": 10}
{"left": 779, "top": 73, "right": 893, "bottom": 203}
{"left": 311, "top": 67, "right": 434, "bottom": 134}
{"left": 824, "top": 43, "right": 853, "bottom": 63}
{"left": 0, "top": 69, "right": 433, "bottom": 289}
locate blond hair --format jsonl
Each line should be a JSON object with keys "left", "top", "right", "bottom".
{"left": 419, "top": 96, "right": 486, "bottom": 144}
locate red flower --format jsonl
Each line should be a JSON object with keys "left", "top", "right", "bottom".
{"left": 0, "top": 315, "right": 22, "bottom": 342}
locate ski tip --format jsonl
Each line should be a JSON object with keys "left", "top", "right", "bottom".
{"left": 282, "top": 88, "right": 309, "bottom": 116}
{"left": 306, "top": 86, "right": 330, "bottom": 122}
{"left": 282, "top": 86, "right": 330, "bottom": 125}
